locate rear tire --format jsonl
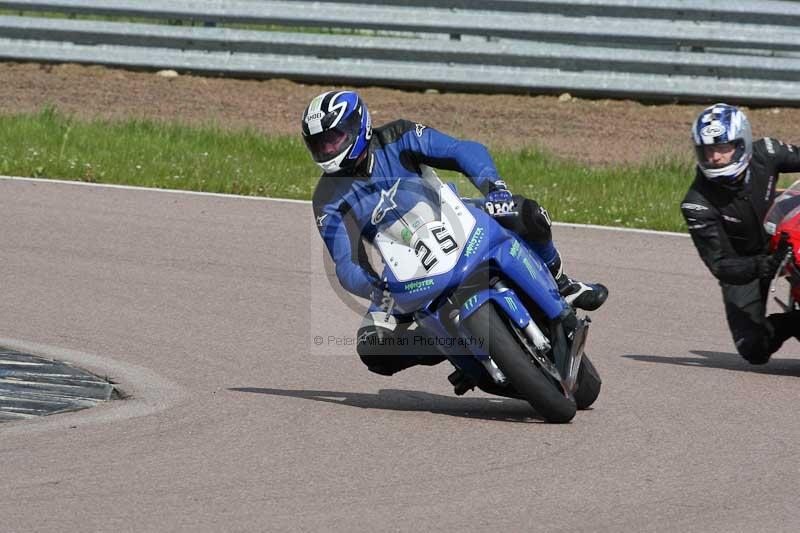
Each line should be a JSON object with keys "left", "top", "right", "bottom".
{"left": 574, "top": 354, "right": 601, "bottom": 410}
{"left": 464, "top": 303, "right": 576, "bottom": 423}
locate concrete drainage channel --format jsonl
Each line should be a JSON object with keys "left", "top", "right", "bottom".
{"left": 0, "top": 346, "right": 121, "bottom": 422}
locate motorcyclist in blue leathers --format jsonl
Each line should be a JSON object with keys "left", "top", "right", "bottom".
{"left": 304, "top": 90, "right": 608, "bottom": 380}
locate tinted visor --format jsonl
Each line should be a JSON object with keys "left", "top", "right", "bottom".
{"left": 304, "top": 111, "right": 361, "bottom": 163}
{"left": 695, "top": 140, "right": 745, "bottom": 169}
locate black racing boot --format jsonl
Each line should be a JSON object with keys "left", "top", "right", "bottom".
{"left": 556, "top": 274, "right": 609, "bottom": 311}
{"left": 547, "top": 253, "right": 608, "bottom": 311}
{"left": 767, "top": 311, "right": 800, "bottom": 351}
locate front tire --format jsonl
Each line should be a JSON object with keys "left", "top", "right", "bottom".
{"left": 464, "top": 303, "right": 576, "bottom": 423}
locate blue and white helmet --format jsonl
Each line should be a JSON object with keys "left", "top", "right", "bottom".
{"left": 692, "top": 103, "right": 752, "bottom": 183}
{"left": 301, "top": 90, "right": 372, "bottom": 174}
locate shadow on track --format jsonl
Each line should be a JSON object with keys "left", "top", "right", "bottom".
{"left": 624, "top": 349, "right": 800, "bottom": 376}
{"left": 229, "top": 387, "right": 546, "bottom": 423}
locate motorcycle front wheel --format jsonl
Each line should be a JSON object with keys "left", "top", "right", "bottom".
{"left": 464, "top": 303, "right": 576, "bottom": 423}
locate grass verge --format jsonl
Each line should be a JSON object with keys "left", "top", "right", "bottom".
{"left": 1, "top": 108, "right": 700, "bottom": 231}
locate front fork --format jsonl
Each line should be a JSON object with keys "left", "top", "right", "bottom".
{"left": 770, "top": 254, "right": 800, "bottom": 311}
{"left": 494, "top": 279, "right": 591, "bottom": 395}
{"left": 510, "top": 311, "right": 590, "bottom": 396}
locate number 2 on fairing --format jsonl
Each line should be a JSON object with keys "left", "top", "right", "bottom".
{"left": 414, "top": 240, "right": 438, "bottom": 270}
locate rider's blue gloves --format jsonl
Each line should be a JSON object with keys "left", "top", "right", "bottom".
{"left": 484, "top": 180, "right": 516, "bottom": 217}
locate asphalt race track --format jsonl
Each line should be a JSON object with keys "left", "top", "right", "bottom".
{"left": 2, "top": 177, "right": 799, "bottom": 532}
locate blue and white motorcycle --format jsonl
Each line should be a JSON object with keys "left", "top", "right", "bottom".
{"left": 373, "top": 171, "right": 601, "bottom": 423}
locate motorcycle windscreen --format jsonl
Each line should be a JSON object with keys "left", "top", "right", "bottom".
{"left": 764, "top": 180, "right": 800, "bottom": 235}
{"left": 373, "top": 178, "right": 475, "bottom": 283}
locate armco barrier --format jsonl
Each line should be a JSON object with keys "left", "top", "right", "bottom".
{"left": 1, "top": 0, "right": 799, "bottom": 104}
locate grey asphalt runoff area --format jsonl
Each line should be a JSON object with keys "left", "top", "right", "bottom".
{"left": 1, "top": 177, "right": 799, "bottom": 532}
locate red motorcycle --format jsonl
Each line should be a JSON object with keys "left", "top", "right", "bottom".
{"left": 764, "top": 180, "right": 800, "bottom": 310}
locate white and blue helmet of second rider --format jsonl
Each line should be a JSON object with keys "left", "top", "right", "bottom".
{"left": 691, "top": 103, "right": 753, "bottom": 184}
{"left": 301, "top": 90, "right": 372, "bottom": 174}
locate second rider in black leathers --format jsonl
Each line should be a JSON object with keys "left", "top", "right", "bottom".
{"left": 681, "top": 103, "right": 800, "bottom": 365}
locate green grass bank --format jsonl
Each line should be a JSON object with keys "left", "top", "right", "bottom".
{"left": 0, "top": 108, "right": 695, "bottom": 232}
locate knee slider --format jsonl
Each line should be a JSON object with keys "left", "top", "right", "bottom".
{"left": 736, "top": 337, "right": 771, "bottom": 365}
{"left": 356, "top": 327, "right": 383, "bottom": 363}
{"left": 356, "top": 327, "right": 401, "bottom": 375}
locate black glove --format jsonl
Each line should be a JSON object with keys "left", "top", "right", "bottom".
{"left": 756, "top": 233, "right": 792, "bottom": 279}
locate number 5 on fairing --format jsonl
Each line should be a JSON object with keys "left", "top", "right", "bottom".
{"left": 432, "top": 226, "right": 458, "bottom": 254}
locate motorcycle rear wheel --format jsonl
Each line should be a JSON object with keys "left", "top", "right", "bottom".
{"left": 574, "top": 354, "right": 602, "bottom": 410}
